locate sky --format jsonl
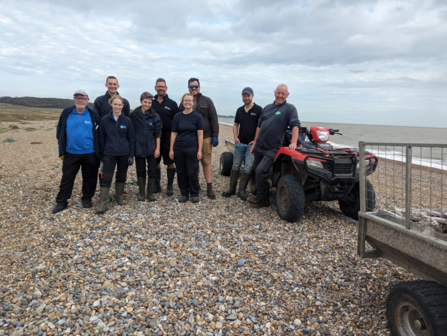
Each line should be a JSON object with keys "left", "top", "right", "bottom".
{"left": 0, "top": 0, "right": 446, "bottom": 127}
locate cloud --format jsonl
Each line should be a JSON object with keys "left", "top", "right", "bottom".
{"left": 0, "top": 0, "right": 446, "bottom": 127}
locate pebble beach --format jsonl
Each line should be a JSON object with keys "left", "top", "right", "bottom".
{"left": 0, "top": 121, "right": 421, "bottom": 336}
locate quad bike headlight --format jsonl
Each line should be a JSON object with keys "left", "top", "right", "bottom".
{"left": 357, "top": 159, "right": 371, "bottom": 172}
{"left": 316, "top": 129, "right": 329, "bottom": 142}
{"left": 307, "top": 159, "right": 324, "bottom": 170}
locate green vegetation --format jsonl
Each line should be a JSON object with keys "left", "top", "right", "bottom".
{"left": 0, "top": 103, "right": 61, "bottom": 122}
{"left": 3, "top": 138, "right": 16, "bottom": 143}
{"left": 128, "top": 179, "right": 138, "bottom": 185}
{"left": 25, "top": 127, "right": 37, "bottom": 132}
{"left": 53, "top": 164, "right": 59, "bottom": 169}
{"left": 31, "top": 142, "right": 42, "bottom": 144}
{"left": 0, "top": 96, "right": 93, "bottom": 109}
{"left": 43, "top": 154, "right": 52, "bottom": 158}
{"left": 9, "top": 124, "right": 19, "bottom": 129}
{"left": 45, "top": 128, "right": 53, "bottom": 131}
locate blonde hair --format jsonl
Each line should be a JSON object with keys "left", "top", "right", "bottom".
{"left": 108, "top": 95, "right": 124, "bottom": 105}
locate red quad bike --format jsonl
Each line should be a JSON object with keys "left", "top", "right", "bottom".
{"left": 220, "top": 126, "right": 378, "bottom": 222}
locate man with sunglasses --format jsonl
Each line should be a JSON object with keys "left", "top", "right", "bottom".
{"left": 180, "top": 78, "right": 219, "bottom": 199}
{"left": 152, "top": 78, "right": 180, "bottom": 196}
{"left": 53, "top": 90, "right": 101, "bottom": 213}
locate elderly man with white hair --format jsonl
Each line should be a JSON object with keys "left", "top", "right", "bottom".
{"left": 247, "top": 84, "right": 301, "bottom": 208}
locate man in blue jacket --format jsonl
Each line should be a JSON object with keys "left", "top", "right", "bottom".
{"left": 53, "top": 90, "right": 101, "bottom": 213}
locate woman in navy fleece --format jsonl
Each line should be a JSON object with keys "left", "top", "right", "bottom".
{"left": 169, "top": 93, "right": 203, "bottom": 203}
{"left": 130, "top": 92, "right": 162, "bottom": 202}
{"left": 97, "top": 95, "right": 135, "bottom": 214}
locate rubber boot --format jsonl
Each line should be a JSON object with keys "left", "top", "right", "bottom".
{"left": 166, "top": 168, "right": 175, "bottom": 196}
{"left": 222, "top": 170, "right": 239, "bottom": 197}
{"left": 153, "top": 168, "right": 161, "bottom": 193}
{"left": 137, "top": 177, "right": 146, "bottom": 201}
{"left": 147, "top": 177, "right": 156, "bottom": 201}
{"left": 96, "top": 187, "right": 110, "bottom": 214}
{"left": 237, "top": 171, "right": 251, "bottom": 201}
{"left": 115, "top": 182, "right": 126, "bottom": 205}
{"left": 206, "top": 183, "right": 216, "bottom": 199}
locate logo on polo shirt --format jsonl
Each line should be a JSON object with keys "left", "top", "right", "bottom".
{"left": 275, "top": 111, "right": 281, "bottom": 115}
{"left": 120, "top": 125, "right": 127, "bottom": 129}
{"left": 251, "top": 113, "right": 257, "bottom": 116}
{"left": 164, "top": 106, "right": 171, "bottom": 110}
{"left": 84, "top": 120, "right": 91, "bottom": 124}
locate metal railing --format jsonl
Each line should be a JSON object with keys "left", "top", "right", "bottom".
{"left": 359, "top": 142, "right": 447, "bottom": 235}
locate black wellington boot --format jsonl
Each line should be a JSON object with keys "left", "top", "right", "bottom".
{"left": 153, "top": 168, "right": 161, "bottom": 193}
{"left": 237, "top": 171, "right": 250, "bottom": 201}
{"left": 166, "top": 168, "right": 175, "bottom": 196}
{"left": 137, "top": 176, "right": 146, "bottom": 201}
{"left": 222, "top": 170, "right": 239, "bottom": 197}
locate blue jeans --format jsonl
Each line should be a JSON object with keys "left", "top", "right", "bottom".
{"left": 232, "top": 143, "right": 254, "bottom": 174}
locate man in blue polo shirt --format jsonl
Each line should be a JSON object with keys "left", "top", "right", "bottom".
{"left": 53, "top": 90, "right": 101, "bottom": 213}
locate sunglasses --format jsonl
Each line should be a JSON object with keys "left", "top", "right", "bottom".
{"left": 189, "top": 85, "right": 199, "bottom": 89}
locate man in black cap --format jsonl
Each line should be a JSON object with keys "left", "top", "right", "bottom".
{"left": 151, "top": 78, "right": 180, "bottom": 195}
{"left": 222, "top": 87, "right": 262, "bottom": 200}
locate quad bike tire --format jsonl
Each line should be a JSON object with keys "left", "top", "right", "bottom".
{"left": 249, "top": 172, "right": 257, "bottom": 195}
{"left": 338, "top": 180, "right": 375, "bottom": 220}
{"left": 219, "top": 152, "right": 233, "bottom": 176}
{"left": 276, "top": 175, "right": 305, "bottom": 222}
{"left": 386, "top": 280, "right": 447, "bottom": 336}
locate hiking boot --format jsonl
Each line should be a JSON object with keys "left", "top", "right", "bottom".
{"left": 178, "top": 195, "right": 189, "bottom": 203}
{"left": 237, "top": 171, "right": 250, "bottom": 201}
{"left": 206, "top": 184, "right": 216, "bottom": 199}
{"left": 154, "top": 168, "right": 161, "bottom": 193}
{"left": 246, "top": 195, "right": 257, "bottom": 203}
{"left": 147, "top": 177, "right": 156, "bottom": 202}
{"left": 82, "top": 199, "right": 92, "bottom": 208}
{"left": 191, "top": 196, "right": 199, "bottom": 203}
{"left": 248, "top": 198, "right": 270, "bottom": 208}
{"left": 137, "top": 176, "right": 146, "bottom": 201}
{"left": 222, "top": 170, "right": 239, "bottom": 197}
{"left": 166, "top": 168, "right": 175, "bottom": 196}
{"left": 52, "top": 203, "right": 67, "bottom": 214}
{"left": 96, "top": 187, "right": 110, "bottom": 214}
{"left": 115, "top": 182, "right": 127, "bottom": 205}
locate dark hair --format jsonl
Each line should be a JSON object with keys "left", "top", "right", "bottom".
{"left": 140, "top": 91, "right": 154, "bottom": 102}
{"left": 155, "top": 78, "right": 166, "bottom": 86}
{"left": 188, "top": 77, "right": 200, "bottom": 86}
{"left": 106, "top": 76, "right": 118, "bottom": 84}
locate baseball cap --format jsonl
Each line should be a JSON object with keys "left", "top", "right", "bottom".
{"left": 241, "top": 87, "right": 253, "bottom": 95}
{"left": 73, "top": 89, "right": 88, "bottom": 97}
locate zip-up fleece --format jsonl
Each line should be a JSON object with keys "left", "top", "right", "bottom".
{"left": 56, "top": 106, "right": 101, "bottom": 158}
{"left": 99, "top": 112, "right": 135, "bottom": 159}
{"left": 130, "top": 106, "right": 162, "bottom": 157}
{"left": 94, "top": 91, "right": 131, "bottom": 119}
{"left": 179, "top": 93, "right": 218, "bottom": 139}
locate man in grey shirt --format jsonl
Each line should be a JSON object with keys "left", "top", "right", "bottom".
{"left": 247, "top": 84, "right": 300, "bottom": 208}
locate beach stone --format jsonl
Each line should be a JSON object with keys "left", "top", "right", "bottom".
{"left": 237, "top": 258, "right": 247, "bottom": 267}
{"left": 226, "top": 314, "right": 237, "bottom": 320}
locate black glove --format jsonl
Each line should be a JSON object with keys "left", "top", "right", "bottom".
{"left": 127, "top": 158, "right": 134, "bottom": 165}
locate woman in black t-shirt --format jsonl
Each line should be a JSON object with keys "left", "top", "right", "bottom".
{"left": 169, "top": 93, "right": 203, "bottom": 203}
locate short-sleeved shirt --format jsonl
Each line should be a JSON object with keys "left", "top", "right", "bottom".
{"left": 234, "top": 103, "right": 263, "bottom": 144}
{"left": 257, "top": 101, "right": 300, "bottom": 150}
{"left": 66, "top": 107, "right": 95, "bottom": 154}
{"left": 172, "top": 111, "right": 203, "bottom": 150}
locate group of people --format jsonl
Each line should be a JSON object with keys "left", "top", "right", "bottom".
{"left": 53, "top": 76, "right": 300, "bottom": 214}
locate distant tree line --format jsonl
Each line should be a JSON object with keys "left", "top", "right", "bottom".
{"left": 0, "top": 96, "right": 94, "bottom": 109}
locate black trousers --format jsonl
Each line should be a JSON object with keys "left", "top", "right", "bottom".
{"left": 135, "top": 156, "right": 157, "bottom": 178}
{"left": 157, "top": 133, "right": 174, "bottom": 165}
{"left": 174, "top": 148, "right": 199, "bottom": 197}
{"left": 101, "top": 155, "right": 129, "bottom": 188}
{"left": 56, "top": 152, "right": 100, "bottom": 205}
{"left": 253, "top": 146, "right": 277, "bottom": 200}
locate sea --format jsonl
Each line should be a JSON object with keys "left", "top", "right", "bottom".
{"left": 218, "top": 117, "right": 447, "bottom": 170}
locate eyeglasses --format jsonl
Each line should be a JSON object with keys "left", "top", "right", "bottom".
{"left": 74, "top": 97, "right": 88, "bottom": 100}
{"left": 189, "top": 85, "right": 199, "bottom": 89}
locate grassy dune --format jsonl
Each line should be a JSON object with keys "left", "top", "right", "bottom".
{"left": 0, "top": 103, "right": 61, "bottom": 122}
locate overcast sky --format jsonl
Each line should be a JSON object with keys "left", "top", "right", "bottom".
{"left": 0, "top": 0, "right": 446, "bottom": 127}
